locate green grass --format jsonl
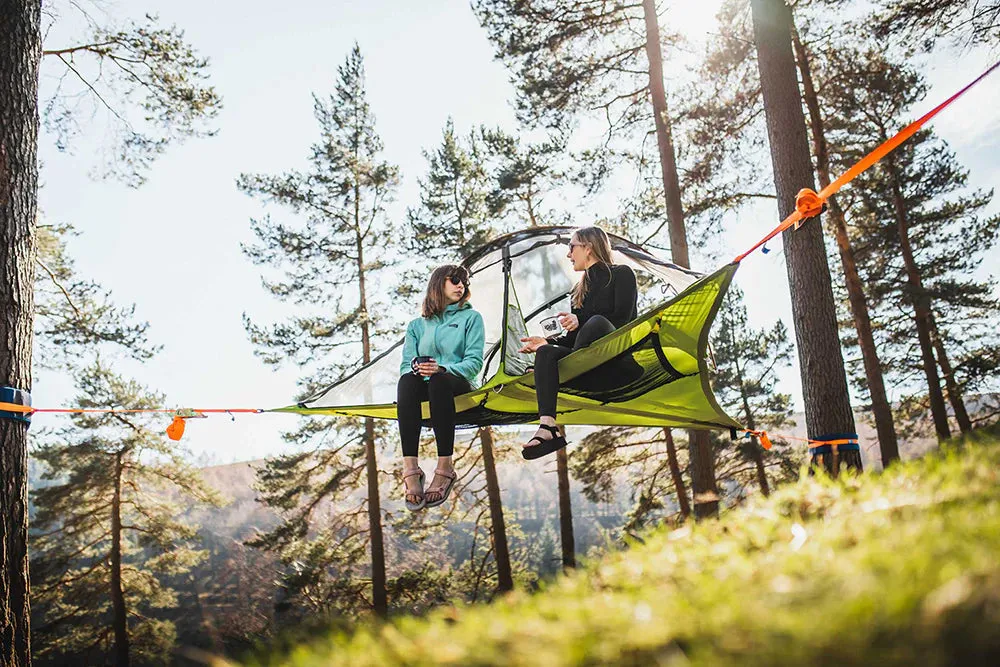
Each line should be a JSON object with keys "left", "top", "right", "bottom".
{"left": 238, "top": 427, "right": 1000, "bottom": 666}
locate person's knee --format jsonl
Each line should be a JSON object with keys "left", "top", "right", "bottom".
{"left": 397, "top": 373, "right": 423, "bottom": 398}
{"left": 536, "top": 344, "right": 559, "bottom": 362}
{"left": 426, "top": 373, "right": 453, "bottom": 397}
{"left": 582, "top": 315, "right": 614, "bottom": 335}
{"left": 577, "top": 315, "right": 615, "bottom": 347}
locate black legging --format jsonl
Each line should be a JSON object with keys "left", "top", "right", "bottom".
{"left": 534, "top": 315, "right": 616, "bottom": 418}
{"left": 397, "top": 372, "right": 472, "bottom": 457}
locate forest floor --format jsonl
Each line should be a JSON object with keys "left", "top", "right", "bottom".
{"left": 232, "top": 425, "right": 1000, "bottom": 666}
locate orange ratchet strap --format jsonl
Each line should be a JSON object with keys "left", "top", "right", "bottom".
{"left": 735, "top": 59, "right": 1000, "bottom": 264}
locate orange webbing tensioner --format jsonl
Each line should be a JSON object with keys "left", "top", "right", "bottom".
{"left": 793, "top": 188, "right": 826, "bottom": 229}
{"left": 166, "top": 408, "right": 208, "bottom": 441}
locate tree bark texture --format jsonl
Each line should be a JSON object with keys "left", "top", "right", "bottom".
{"left": 480, "top": 427, "right": 514, "bottom": 592}
{"left": 0, "top": 1, "right": 41, "bottom": 664}
{"left": 750, "top": 0, "right": 858, "bottom": 457}
{"left": 555, "top": 445, "right": 576, "bottom": 570}
{"left": 790, "top": 24, "right": 899, "bottom": 467}
{"left": 111, "top": 454, "right": 131, "bottom": 667}
{"left": 642, "top": 0, "right": 719, "bottom": 517}
{"left": 662, "top": 429, "right": 690, "bottom": 518}
{"left": 885, "top": 156, "right": 951, "bottom": 441}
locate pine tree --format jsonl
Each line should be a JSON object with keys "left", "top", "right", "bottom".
{"left": 711, "top": 285, "right": 796, "bottom": 496}
{"left": 787, "top": 16, "right": 902, "bottom": 466}
{"left": 821, "top": 49, "right": 1000, "bottom": 435}
{"left": 473, "top": 0, "right": 722, "bottom": 519}
{"left": 30, "top": 363, "right": 222, "bottom": 666}
{"left": 480, "top": 128, "right": 570, "bottom": 228}
{"left": 407, "top": 119, "right": 498, "bottom": 260}
{"left": 237, "top": 45, "right": 398, "bottom": 617}
{"left": 749, "top": 0, "right": 859, "bottom": 468}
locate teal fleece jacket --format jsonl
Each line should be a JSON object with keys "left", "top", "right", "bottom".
{"left": 400, "top": 302, "right": 485, "bottom": 387}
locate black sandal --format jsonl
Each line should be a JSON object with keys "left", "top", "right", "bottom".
{"left": 521, "top": 424, "right": 568, "bottom": 460}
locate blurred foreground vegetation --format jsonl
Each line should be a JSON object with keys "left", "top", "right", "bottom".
{"left": 234, "top": 426, "right": 1000, "bottom": 666}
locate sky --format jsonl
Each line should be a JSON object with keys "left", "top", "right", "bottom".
{"left": 32, "top": 0, "right": 1000, "bottom": 464}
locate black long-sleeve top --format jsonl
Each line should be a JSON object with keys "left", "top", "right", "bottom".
{"left": 551, "top": 263, "right": 638, "bottom": 348}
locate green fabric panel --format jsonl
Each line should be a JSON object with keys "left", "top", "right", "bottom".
{"left": 274, "top": 263, "right": 742, "bottom": 431}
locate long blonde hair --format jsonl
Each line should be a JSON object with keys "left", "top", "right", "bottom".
{"left": 422, "top": 265, "right": 471, "bottom": 318}
{"left": 570, "top": 227, "right": 614, "bottom": 309}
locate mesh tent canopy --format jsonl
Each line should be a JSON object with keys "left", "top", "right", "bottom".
{"left": 276, "top": 226, "right": 742, "bottom": 432}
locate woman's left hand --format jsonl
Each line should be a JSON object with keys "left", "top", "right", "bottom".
{"left": 519, "top": 336, "right": 547, "bottom": 353}
{"left": 417, "top": 361, "right": 441, "bottom": 376}
{"left": 558, "top": 312, "right": 579, "bottom": 332}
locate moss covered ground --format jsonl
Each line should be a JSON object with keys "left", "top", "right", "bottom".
{"left": 236, "top": 427, "right": 1000, "bottom": 666}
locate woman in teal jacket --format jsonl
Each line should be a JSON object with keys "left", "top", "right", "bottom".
{"left": 398, "top": 265, "right": 484, "bottom": 511}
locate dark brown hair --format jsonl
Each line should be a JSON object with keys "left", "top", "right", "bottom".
{"left": 422, "top": 264, "right": 471, "bottom": 318}
{"left": 570, "top": 226, "right": 615, "bottom": 308}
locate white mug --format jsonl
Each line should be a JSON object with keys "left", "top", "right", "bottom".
{"left": 540, "top": 315, "right": 563, "bottom": 337}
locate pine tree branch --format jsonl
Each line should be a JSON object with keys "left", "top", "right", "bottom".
{"left": 42, "top": 41, "right": 117, "bottom": 56}
{"left": 52, "top": 52, "right": 130, "bottom": 128}
{"left": 36, "top": 257, "right": 83, "bottom": 318}
{"left": 37, "top": 558, "right": 106, "bottom": 594}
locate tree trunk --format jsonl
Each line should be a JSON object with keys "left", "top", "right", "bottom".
{"left": 0, "top": 1, "right": 41, "bottom": 664}
{"left": 356, "top": 228, "right": 386, "bottom": 615}
{"left": 642, "top": 0, "right": 687, "bottom": 264}
{"left": 750, "top": 0, "right": 858, "bottom": 467}
{"left": 885, "top": 157, "right": 951, "bottom": 441}
{"left": 928, "top": 312, "right": 972, "bottom": 432}
{"left": 739, "top": 394, "right": 770, "bottom": 497}
{"left": 555, "top": 445, "right": 575, "bottom": 570}
{"left": 363, "top": 417, "right": 386, "bottom": 614}
{"left": 110, "top": 453, "right": 130, "bottom": 666}
{"left": 662, "top": 429, "right": 690, "bottom": 518}
{"left": 790, "top": 24, "right": 900, "bottom": 467}
{"left": 642, "top": 0, "right": 719, "bottom": 517}
{"left": 686, "top": 432, "right": 719, "bottom": 518}
{"left": 479, "top": 426, "right": 513, "bottom": 592}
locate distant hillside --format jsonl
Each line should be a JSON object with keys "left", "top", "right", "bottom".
{"left": 188, "top": 399, "right": 968, "bottom": 535}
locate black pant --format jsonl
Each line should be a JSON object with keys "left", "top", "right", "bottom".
{"left": 534, "top": 315, "right": 616, "bottom": 418}
{"left": 397, "top": 372, "right": 472, "bottom": 457}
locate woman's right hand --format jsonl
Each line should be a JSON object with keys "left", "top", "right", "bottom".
{"left": 519, "top": 336, "right": 547, "bottom": 353}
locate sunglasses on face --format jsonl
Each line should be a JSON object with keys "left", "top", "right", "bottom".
{"left": 447, "top": 272, "right": 469, "bottom": 286}
{"left": 568, "top": 242, "right": 585, "bottom": 251}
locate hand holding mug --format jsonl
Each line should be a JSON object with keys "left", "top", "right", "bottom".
{"left": 418, "top": 360, "right": 441, "bottom": 376}
{"left": 558, "top": 312, "right": 579, "bottom": 332}
{"left": 411, "top": 356, "right": 440, "bottom": 377}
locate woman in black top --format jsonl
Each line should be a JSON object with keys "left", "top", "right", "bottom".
{"left": 518, "top": 226, "right": 638, "bottom": 460}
